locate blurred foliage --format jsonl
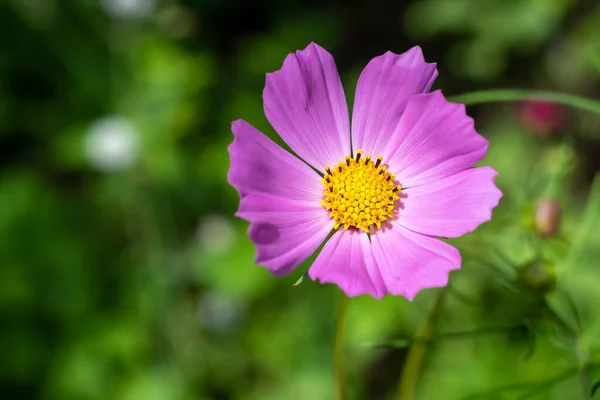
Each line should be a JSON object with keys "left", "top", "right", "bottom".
{"left": 1, "top": 0, "right": 600, "bottom": 399}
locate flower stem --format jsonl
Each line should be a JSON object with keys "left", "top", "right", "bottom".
{"left": 580, "top": 364, "right": 593, "bottom": 400}
{"left": 334, "top": 292, "right": 349, "bottom": 400}
{"left": 448, "top": 89, "right": 600, "bottom": 115}
{"left": 396, "top": 288, "right": 448, "bottom": 400}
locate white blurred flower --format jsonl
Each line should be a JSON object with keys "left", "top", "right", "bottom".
{"left": 198, "top": 291, "right": 244, "bottom": 334}
{"left": 197, "top": 214, "right": 236, "bottom": 254}
{"left": 85, "top": 116, "right": 140, "bottom": 173}
{"left": 100, "top": 0, "right": 156, "bottom": 20}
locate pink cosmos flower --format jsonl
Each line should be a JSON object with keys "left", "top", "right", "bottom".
{"left": 227, "top": 43, "right": 502, "bottom": 300}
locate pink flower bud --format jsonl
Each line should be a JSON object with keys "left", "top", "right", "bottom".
{"left": 534, "top": 198, "right": 561, "bottom": 237}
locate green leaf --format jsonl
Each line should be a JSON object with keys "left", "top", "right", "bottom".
{"left": 292, "top": 273, "right": 308, "bottom": 287}
{"left": 563, "top": 173, "right": 600, "bottom": 272}
{"left": 549, "top": 174, "right": 600, "bottom": 345}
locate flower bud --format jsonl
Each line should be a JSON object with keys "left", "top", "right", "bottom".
{"left": 517, "top": 260, "right": 556, "bottom": 294}
{"left": 534, "top": 198, "right": 561, "bottom": 237}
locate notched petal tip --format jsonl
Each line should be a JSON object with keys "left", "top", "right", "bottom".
{"left": 424, "top": 89, "right": 465, "bottom": 113}
{"left": 231, "top": 118, "right": 245, "bottom": 130}
{"left": 351, "top": 45, "right": 439, "bottom": 159}
{"left": 308, "top": 230, "right": 387, "bottom": 299}
{"left": 262, "top": 40, "right": 350, "bottom": 171}
{"left": 488, "top": 166, "right": 504, "bottom": 205}
{"left": 303, "top": 41, "right": 326, "bottom": 53}
{"left": 231, "top": 118, "right": 255, "bottom": 135}
{"left": 309, "top": 273, "right": 387, "bottom": 299}
{"left": 423, "top": 91, "right": 487, "bottom": 154}
{"left": 376, "top": 47, "right": 438, "bottom": 80}
{"left": 228, "top": 119, "right": 244, "bottom": 147}
{"left": 402, "top": 275, "right": 452, "bottom": 302}
{"left": 265, "top": 42, "right": 332, "bottom": 80}
{"left": 371, "top": 223, "right": 461, "bottom": 299}
{"left": 385, "top": 88, "right": 492, "bottom": 188}
{"left": 380, "top": 45, "right": 429, "bottom": 63}
{"left": 479, "top": 165, "right": 503, "bottom": 198}
{"left": 403, "top": 251, "right": 462, "bottom": 301}
{"left": 228, "top": 119, "right": 254, "bottom": 153}
{"left": 451, "top": 166, "right": 503, "bottom": 233}
{"left": 400, "top": 165, "right": 503, "bottom": 238}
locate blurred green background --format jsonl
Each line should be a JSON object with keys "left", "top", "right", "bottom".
{"left": 2, "top": 0, "right": 600, "bottom": 399}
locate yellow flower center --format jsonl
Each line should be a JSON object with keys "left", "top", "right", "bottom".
{"left": 319, "top": 150, "right": 401, "bottom": 233}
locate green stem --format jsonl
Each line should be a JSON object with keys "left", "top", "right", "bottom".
{"left": 334, "top": 292, "right": 349, "bottom": 400}
{"left": 447, "top": 89, "right": 600, "bottom": 116}
{"left": 397, "top": 288, "right": 449, "bottom": 400}
{"left": 366, "top": 324, "right": 524, "bottom": 349}
{"left": 580, "top": 364, "right": 593, "bottom": 400}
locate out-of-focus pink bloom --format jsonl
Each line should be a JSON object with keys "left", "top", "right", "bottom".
{"left": 518, "top": 100, "right": 565, "bottom": 137}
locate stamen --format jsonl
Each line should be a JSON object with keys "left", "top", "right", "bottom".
{"left": 355, "top": 150, "right": 362, "bottom": 163}
{"left": 320, "top": 153, "right": 400, "bottom": 233}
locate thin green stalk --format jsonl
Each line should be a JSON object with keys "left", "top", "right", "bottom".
{"left": 580, "top": 364, "right": 593, "bottom": 400}
{"left": 334, "top": 292, "right": 349, "bottom": 400}
{"left": 365, "top": 324, "right": 524, "bottom": 349}
{"left": 396, "top": 288, "right": 449, "bottom": 400}
{"left": 448, "top": 89, "right": 600, "bottom": 116}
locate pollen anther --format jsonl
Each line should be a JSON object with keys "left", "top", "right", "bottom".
{"left": 319, "top": 150, "right": 401, "bottom": 233}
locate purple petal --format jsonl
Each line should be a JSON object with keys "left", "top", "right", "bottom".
{"left": 236, "top": 193, "right": 332, "bottom": 276}
{"left": 263, "top": 42, "right": 350, "bottom": 171}
{"left": 351, "top": 46, "right": 437, "bottom": 159}
{"left": 228, "top": 119, "right": 323, "bottom": 202}
{"left": 308, "top": 229, "right": 385, "bottom": 298}
{"left": 370, "top": 221, "right": 461, "bottom": 300}
{"left": 385, "top": 90, "right": 489, "bottom": 188}
{"left": 398, "top": 167, "right": 502, "bottom": 238}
